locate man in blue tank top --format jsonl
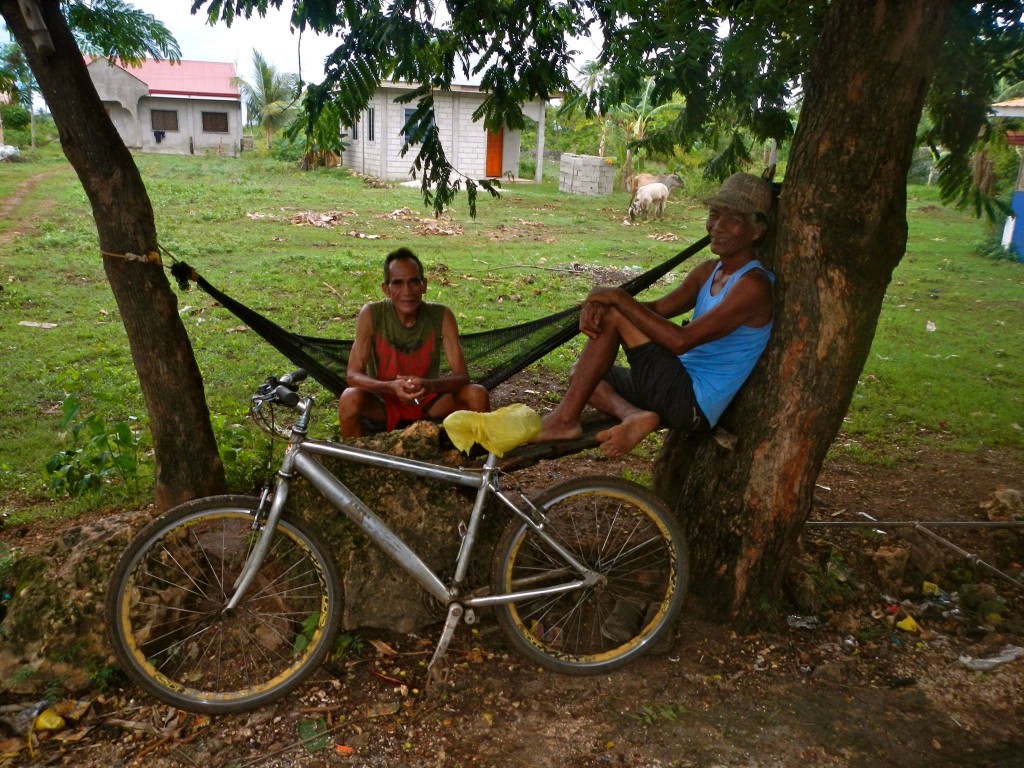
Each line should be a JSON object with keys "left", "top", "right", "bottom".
{"left": 534, "top": 172, "right": 776, "bottom": 457}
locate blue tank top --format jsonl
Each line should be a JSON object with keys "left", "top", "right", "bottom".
{"left": 679, "top": 260, "right": 774, "bottom": 426}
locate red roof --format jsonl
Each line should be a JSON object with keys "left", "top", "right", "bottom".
{"left": 118, "top": 59, "right": 240, "bottom": 99}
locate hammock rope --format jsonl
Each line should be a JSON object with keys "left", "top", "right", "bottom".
{"left": 168, "top": 234, "right": 711, "bottom": 396}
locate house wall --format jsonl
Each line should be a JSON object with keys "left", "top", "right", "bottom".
{"left": 105, "top": 104, "right": 138, "bottom": 147}
{"left": 341, "top": 87, "right": 530, "bottom": 182}
{"left": 136, "top": 98, "right": 242, "bottom": 157}
{"left": 88, "top": 59, "right": 242, "bottom": 157}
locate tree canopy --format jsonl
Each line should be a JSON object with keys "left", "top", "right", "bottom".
{"left": 196, "top": 1, "right": 1023, "bottom": 215}
{"left": 67, "top": 0, "right": 179, "bottom": 64}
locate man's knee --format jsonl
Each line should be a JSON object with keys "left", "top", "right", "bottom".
{"left": 338, "top": 387, "right": 369, "bottom": 418}
{"left": 459, "top": 383, "right": 490, "bottom": 413}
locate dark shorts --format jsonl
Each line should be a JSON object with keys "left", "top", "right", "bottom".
{"left": 603, "top": 343, "right": 709, "bottom": 433}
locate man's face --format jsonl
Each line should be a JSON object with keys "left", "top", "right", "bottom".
{"left": 383, "top": 258, "right": 427, "bottom": 317}
{"left": 705, "top": 206, "right": 762, "bottom": 259}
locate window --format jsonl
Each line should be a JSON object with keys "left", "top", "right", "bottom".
{"left": 367, "top": 107, "right": 375, "bottom": 142}
{"left": 351, "top": 117, "right": 358, "bottom": 141}
{"left": 151, "top": 110, "right": 179, "bottom": 131}
{"left": 202, "top": 112, "right": 229, "bottom": 133}
{"left": 403, "top": 108, "right": 435, "bottom": 146}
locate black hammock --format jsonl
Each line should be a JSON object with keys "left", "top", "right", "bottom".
{"left": 169, "top": 234, "right": 710, "bottom": 396}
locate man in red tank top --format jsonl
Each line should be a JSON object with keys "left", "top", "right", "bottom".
{"left": 339, "top": 248, "right": 489, "bottom": 438}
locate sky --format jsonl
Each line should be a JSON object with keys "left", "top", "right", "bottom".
{"left": 3, "top": 1, "right": 600, "bottom": 103}
{"left": 127, "top": 1, "right": 341, "bottom": 85}
{"left": 127, "top": 1, "right": 601, "bottom": 87}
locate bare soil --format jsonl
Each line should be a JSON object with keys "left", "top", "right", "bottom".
{"left": 3, "top": 438, "right": 1022, "bottom": 768}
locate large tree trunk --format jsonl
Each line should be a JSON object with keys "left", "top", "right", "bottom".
{"left": 0, "top": 0, "right": 225, "bottom": 508}
{"left": 654, "top": 0, "right": 952, "bottom": 624}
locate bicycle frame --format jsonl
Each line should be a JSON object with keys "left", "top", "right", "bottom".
{"left": 227, "top": 396, "right": 600, "bottom": 616}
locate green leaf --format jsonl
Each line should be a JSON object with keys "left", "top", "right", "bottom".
{"left": 59, "top": 395, "right": 82, "bottom": 431}
{"left": 298, "top": 717, "right": 330, "bottom": 753}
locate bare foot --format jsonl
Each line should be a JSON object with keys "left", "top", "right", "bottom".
{"left": 596, "top": 411, "right": 660, "bottom": 457}
{"left": 532, "top": 412, "right": 584, "bottom": 443}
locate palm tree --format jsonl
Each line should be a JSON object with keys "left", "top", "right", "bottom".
{"left": 611, "top": 78, "right": 683, "bottom": 192}
{"left": 1, "top": 42, "right": 37, "bottom": 147}
{"left": 233, "top": 50, "right": 300, "bottom": 149}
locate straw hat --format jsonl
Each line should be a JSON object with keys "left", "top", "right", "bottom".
{"left": 705, "top": 173, "right": 774, "bottom": 218}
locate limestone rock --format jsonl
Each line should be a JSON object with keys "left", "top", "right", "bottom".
{"left": 872, "top": 545, "right": 910, "bottom": 592}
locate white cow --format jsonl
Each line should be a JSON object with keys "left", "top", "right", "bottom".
{"left": 628, "top": 182, "right": 669, "bottom": 222}
{"left": 629, "top": 172, "right": 683, "bottom": 200}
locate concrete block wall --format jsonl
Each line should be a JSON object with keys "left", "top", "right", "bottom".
{"left": 451, "top": 95, "right": 487, "bottom": 178}
{"left": 559, "top": 153, "right": 616, "bottom": 195}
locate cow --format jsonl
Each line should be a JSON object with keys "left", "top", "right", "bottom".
{"left": 629, "top": 172, "right": 683, "bottom": 200}
{"left": 627, "top": 182, "right": 669, "bottom": 222}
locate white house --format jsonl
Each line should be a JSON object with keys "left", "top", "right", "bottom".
{"left": 340, "top": 82, "right": 547, "bottom": 182}
{"left": 86, "top": 58, "right": 243, "bottom": 157}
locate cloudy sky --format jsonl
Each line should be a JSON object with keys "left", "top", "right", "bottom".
{"left": 2, "top": 1, "right": 599, "bottom": 93}
{"left": 127, "top": 1, "right": 600, "bottom": 86}
{"left": 127, "top": 1, "right": 341, "bottom": 84}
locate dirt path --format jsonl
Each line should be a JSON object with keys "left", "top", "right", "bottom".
{"left": 0, "top": 168, "right": 63, "bottom": 247}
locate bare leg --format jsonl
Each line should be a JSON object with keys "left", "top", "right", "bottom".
{"left": 588, "top": 380, "right": 661, "bottom": 458}
{"left": 337, "top": 387, "right": 385, "bottom": 439}
{"left": 426, "top": 383, "right": 490, "bottom": 420}
{"left": 596, "top": 413, "right": 661, "bottom": 458}
{"left": 533, "top": 324, "right": 625, "bottom": 442}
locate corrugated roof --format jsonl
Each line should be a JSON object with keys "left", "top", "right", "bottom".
{"left": 993, "top": 97, "right": 1024, "bottom": 108}
{"left": 120, "top": 59, "right": 240, "bottom": 99}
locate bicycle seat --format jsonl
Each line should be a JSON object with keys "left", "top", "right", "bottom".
{"left": 442, "top": 404, "right": 541, "bottom": 456}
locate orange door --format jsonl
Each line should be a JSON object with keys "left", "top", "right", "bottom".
{"left": 486, "top": 128, "right": 504, "bottom": 177}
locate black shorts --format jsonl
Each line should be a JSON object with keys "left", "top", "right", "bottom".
{"left": 603, "top": 343, "right": 709, "bottom": 433}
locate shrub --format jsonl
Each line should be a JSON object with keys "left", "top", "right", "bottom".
{"left": 0, "top": 104, "right": 30, "bottom": 131}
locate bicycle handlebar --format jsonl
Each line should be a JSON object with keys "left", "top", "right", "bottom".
{"left": 255, "top": 369, "right": 309, "bottom": 408}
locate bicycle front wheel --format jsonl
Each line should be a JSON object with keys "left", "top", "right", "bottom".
{"left": 492, "top": 477, "right": 688, "bottom": 674}
{"left": 107, "top": 495, "right": 341, "bottom": 714}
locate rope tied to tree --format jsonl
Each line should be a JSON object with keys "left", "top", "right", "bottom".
{"left": 99, "top": 249, "right": 162, "bottom": 265}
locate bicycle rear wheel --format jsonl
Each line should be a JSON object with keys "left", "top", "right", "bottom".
{"left": 107, "top": 495, "right": 341, "bottom": 714}
{"left": 492, "top": 477, "right": 688, "bottom": 674}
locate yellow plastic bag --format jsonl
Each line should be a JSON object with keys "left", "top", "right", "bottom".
{"left": 33, "top": 708, "right": 65, "bottom": 732}
{"left": 896, "top": 616, "right": 920, "bottom": 633}
{"left": 443, "top": 404, "right": 541, "bottom": 456}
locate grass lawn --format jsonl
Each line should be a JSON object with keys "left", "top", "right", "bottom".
{"left": 0, "top": 151, "right": 1021, "bottom": 518}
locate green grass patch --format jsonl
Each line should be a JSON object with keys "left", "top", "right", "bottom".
{"left": 0, "top": 153, "right": 1021, "bottom": 517}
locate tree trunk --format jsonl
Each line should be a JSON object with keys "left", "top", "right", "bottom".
{"left": 1, "top": 0, "right": 225, "bottom": 508}
{"left": 654, "top": 0, "right": 952, "bottom": 624}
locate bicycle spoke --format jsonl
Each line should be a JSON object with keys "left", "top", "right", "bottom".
{"left": 494, "top": 479, "right": 687, "bottom": 673}
{"left": 111, "top": 502, "right": 340, "bottom": 711}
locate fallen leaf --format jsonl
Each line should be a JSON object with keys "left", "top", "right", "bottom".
{"left": 0, "top": 737, "right": 25, "bottom": 757}
{"left": 369, "top": 639, "right": 397, "bottom": 656}
{"left": 365, "top": 700, "right": 401, "bottom": 719}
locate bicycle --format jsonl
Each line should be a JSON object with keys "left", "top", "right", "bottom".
{"left": 106, "top": 370, "right": 689, "bottom": 714}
